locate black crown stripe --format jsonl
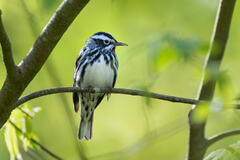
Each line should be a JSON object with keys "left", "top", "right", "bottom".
{"left": 93, "top": 32, "right": 116, "bottom": 41}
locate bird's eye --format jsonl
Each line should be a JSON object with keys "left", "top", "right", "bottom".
{"left": 104, "top": 40, "right": 110, "bottom": 45}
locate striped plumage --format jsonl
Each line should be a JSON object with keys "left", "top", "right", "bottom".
{"left": 73, "top": 32, "right": 127, "bottom": 140}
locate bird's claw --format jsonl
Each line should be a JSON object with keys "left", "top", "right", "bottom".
{"left": 86, "top": 86, "right": 93, "bottom": 98}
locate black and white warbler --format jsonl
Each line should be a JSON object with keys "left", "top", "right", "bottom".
{"left": 73, "top": 32, "right": 127, "bottom": 140}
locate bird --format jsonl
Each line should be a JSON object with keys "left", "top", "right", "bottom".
{"left": 73, "top": 32, "right": 127, "bottom": 140}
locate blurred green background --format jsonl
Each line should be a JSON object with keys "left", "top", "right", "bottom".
{"left": 0, "top": 0, "right": 240, "bottom": 159}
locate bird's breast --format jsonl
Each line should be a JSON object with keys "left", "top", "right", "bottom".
{"left": 82, "top": 55, "right": 115, "bottom": 88}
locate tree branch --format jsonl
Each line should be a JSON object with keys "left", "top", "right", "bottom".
{"left": 207, "top": 129, "right": 240, "bottom": 147}
{"left": 0, "top": 0, "right": 89, "bottom": 129}
{"left": 15, "top": 87, "right": 206, "bottom": 107}
{"left": 18, "top": 107, "right": 34, "bottom": 119}
{"left": 15, "top": 87, "right": 240, "bottom": 120}
{"left": 187, "top": 0, "right": 236, "bottom": 159}
{"left": 9, "top": 121, "right": 63, "bottom": 160}
{"left": 0, "top": 10, "right": 17, "bottom": 79}
{"left": 18, "top": 0, "right": 89, "bottom": 86}
{"left": 18, "top": 1, "right": 87, "bottom": 159}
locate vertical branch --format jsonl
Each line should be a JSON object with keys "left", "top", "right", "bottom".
{"left": 0, "top": 10, "right": 17, "bottom": 79}
{"left": 187, "top": 0, "right": 236, "bottom": 159}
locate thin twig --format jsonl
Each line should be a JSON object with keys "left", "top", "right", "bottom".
{"left": 18, "top": 107, "right": 33, "bottom": 119}
{"left": 0, "top": 10, "right": 17, "bottom": 79}
{"left": 19, "top": 0, "right": 39, "bottom": 37}
{"left": 9, "top": 120, "right": 63, "bottom": 160}
{"left": 15, "top": 87, "right": 207, "bottom": 107}
{"left": 207, "top": 129, "right": 240, "bottom": 147}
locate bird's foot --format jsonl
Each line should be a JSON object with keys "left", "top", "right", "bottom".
{"left": 86, "top": 86, "right": 94, "bottom": 98}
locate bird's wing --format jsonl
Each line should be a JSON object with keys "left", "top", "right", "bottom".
{"left": 74, "top": 48, "right": 84, "bottom": 81}
{"left": 73, "top": 48, "right": 84, "bottom": 112}
{"left": 112, "top": 52, "right": 118, "bottom": 88}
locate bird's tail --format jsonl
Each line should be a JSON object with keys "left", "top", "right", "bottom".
{"left": 78, "top": 114, "right": 93, "bottom": 140}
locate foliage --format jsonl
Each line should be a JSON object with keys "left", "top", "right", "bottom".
{"left": 204, "top": 141, "right": 240, "bottom": 160}
{"left": 4, "top": 105, "right": 41, "bottom": 160}
{"left": 147, "top": 33, "right": 207, "bottom": 72}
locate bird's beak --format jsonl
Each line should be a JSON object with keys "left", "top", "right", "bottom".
{"left": 115, "top": 42, "right": 128, "bottom": 46}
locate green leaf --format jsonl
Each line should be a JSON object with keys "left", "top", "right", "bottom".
{"left": 217, "top": 71, "right": 235, "bottom": 106}
{"left": 4, "top": 104, "right": 41, "bottom": 158}
{"left": 155, "top": 47, "right": 177, "bottom": 70}
{"left": 19, "top": 104, "right": 42, "bottom": 118}
{"left": 192, "top": 103, "right": 210, "bottom": 123}
{"left": 4, "top": 122, "right": 22, "bottom": 160}
{"left": 146, "top": 33, "right": 206, "bottom": 73}
{"left": 41, "top": 0, "right": 59, "bottom": 12}
{"left": 204, "top": 141, "right": 240, "bottom": 160}
{"left": 163, "top": 33, "right": 206, "bottom": 61}
{"left": 147, "top": 35, "right": 177, "bottom": 72}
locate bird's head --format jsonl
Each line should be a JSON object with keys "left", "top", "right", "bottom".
{"left": 86, "top": 32, "right": 127, "bottom": 51}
